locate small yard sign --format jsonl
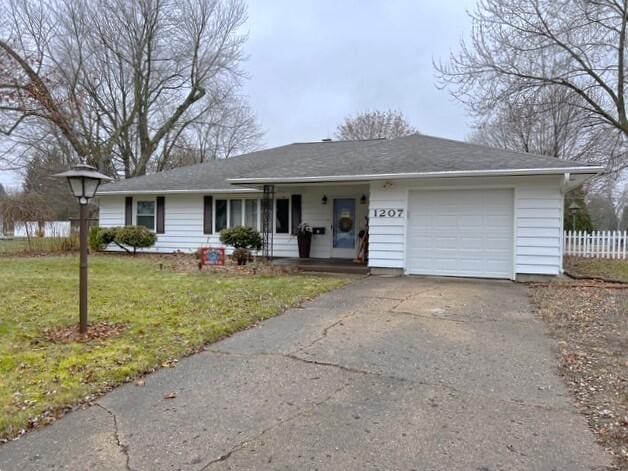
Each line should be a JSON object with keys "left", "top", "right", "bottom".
{"left": 200, "top": 247, "right": 226, "bottom": 266}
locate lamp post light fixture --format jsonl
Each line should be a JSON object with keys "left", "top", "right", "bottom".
{"left": 568, "top": 201, "right": 581, "bottom": 231}
{"left": 54, "top": 164, "right": 111, "bottom": 334}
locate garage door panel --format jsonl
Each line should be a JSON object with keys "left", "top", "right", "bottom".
{"left": 406, "top": 189, "right": 514, "bottom": 279}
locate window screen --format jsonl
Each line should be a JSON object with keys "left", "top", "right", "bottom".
{"left": 229, "top": 200, "right": 242, "bottom": 228}
{"left": 245, "top": 199, "right": 258, "bottom": 230}
{"left": 136, "top": 201, "right": 155, "bottom": 230}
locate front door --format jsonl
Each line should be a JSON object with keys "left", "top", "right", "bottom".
{"left": 332, "top": 198, "right": 356, "bottom": 258}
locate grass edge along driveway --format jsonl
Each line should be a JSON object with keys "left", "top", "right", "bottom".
{"left": 0, "top": 256, "right": 349, "bottom": 440}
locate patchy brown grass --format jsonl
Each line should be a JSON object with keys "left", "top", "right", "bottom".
{"left": 565, "top": 257, "right": 628, "bottom": 283}
{"left": 531, "top": 280, "right": 628, "bottom": 469}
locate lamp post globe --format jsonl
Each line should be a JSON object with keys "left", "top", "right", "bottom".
{"left": 568, "top": 201, "right": 581, "bottom": 231}
{"left": 54, "top": 164, "right": 111, "bottom": 334}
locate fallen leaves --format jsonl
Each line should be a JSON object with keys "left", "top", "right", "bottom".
{"left": 164, "top": 392, "right": 177, "bottom": 400}
{"left": 41, "top": 322, "right": 127, "bottom": 344}
{"left": 531, "top": 280, "right": 627, "bottom": 469}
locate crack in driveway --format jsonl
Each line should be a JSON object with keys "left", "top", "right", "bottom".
{"left": 206, "top": 348, "right": 561, "bottom": 414}
{"left": 199, "top": 382, "right": 351, "bottom": 469}
{"left": 94, "top": 403, "right": 133, "bottom": 471}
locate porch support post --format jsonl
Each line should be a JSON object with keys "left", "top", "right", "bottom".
{"left": 262, "top": 184, "right": 274, "bottom": 260}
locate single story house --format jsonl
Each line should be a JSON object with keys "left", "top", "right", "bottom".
{"left": 97, "top": 134, "right": 602, "bottom": 279}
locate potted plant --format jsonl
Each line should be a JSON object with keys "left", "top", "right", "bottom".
{"left": 296, "top": 222, "right": 313, "bottom": 258}
{"left": 219, "top": 226, "right": 263, "bottom": 265}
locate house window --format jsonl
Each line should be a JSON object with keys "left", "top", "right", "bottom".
{"left": 245, "top": 199, "right": 258, "bottom": 230}
{"left": 136, "top": 201, "right": 155, "bottom": 230}
{"left": 229, "top": 200, "right": 243, "bottom": 228}
{"left": 275, "top": 198, "right": 289, "bottom": 234}
{"left": 215, "top": 199, "right": 227, "bottom": 232}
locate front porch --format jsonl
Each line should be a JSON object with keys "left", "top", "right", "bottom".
{"left": 259, "top": 183, "right": 371, "bottom": 261}
{"left": 272, "top": 257, "right": 369, "bottom": 274}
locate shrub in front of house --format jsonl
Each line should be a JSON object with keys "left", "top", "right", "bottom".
{"left": 90, "top": 227, "right": 117, "bottom": 251}
{"left": 90, "top": 226, "right": 157, "bottom": 254}
{"left": 115, "top": 226, "right": 157, "bottom": 254}
{"left": 219, "top": 226, "right": 263, "bottom": 265}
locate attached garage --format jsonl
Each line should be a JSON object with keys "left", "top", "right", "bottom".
{"left": 406, "top": 189, "right": 514, "bottom": 279}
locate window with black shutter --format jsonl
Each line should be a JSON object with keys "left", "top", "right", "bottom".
{"left": 203, "top": 196, "right": 213, "bottom": 234}
{"left": 156, "top": 196, "right": 165, "bottom": 234}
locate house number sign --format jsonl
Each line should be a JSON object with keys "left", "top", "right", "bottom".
{"left": 371, "top": 208, "right": 404, "bottom": 218}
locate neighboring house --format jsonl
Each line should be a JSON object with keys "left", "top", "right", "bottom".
{"left": 97, "top": 134, "right": 602, "bottom": 279}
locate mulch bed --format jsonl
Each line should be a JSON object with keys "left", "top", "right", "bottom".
{"left": 42, "top": 322, "right": 127, "bottom": 343}
{"left": 530, "top": 280, "right": 628, "bottom": 469}
{"left": 99, "top": 252, "right": 297, "bottom": 275}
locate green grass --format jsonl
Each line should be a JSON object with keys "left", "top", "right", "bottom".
{"left": 565, "top": 257, "right": 628, "bottom": 283}
{"left": 0, "top": 255, "right": 348, "bottom": 439}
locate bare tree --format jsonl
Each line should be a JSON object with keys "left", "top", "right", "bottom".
{"left": 155, "top": 96, "right": 262, "bottom": 170}
{"left": 436, "top": 0, "right": 628, "bottom": 139}
{"left": 335, "top": 110, "right": 418, "bottom": 141}
{"left": 471, "top": 87, "right": 627, "bottom": 172}
{"left": 0, "top": 0, "right": 254, "bottom": 178}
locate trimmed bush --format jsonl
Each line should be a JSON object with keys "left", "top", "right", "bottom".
{"left": 219, "top": 226, "right": 262, "bottom": 265}
{"left": 89, "top": 227, "right": 117, "bottom": 252}
{"left": 219, "top": 226, "right": 263, "bottom": 249}
{"left": 115, "top": 226, "right": 157, "bottom": 254}
{"left": 89, "top": 226, "right": 157, "bottom": 254}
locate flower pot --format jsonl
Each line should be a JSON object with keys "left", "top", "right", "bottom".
{"left": 297, "top": 232, "right": 312, "bottom": 258}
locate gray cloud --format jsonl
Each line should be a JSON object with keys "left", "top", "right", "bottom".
{"left": 242, "top": 0, "right": 476, "bottom": 146}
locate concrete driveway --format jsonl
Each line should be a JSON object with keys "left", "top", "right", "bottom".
{"left": 0, "top": 277, "right": 610, "bottom": 470}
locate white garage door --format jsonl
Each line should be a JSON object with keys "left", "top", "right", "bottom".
{"left": 406, "top": 189, "right": 514, "bottom": 279}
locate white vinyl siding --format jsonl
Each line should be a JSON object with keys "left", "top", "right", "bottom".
{"left": 97, "top": 185, "right": 369, "bottom": 258}
{"left": 368, "top": 175, "right": 564, "bottom": 277}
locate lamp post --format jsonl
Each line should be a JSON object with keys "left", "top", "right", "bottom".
{"left": 568, "top": 201, "right": 581, "bottom": 231}
{"left": 54, "top": 164, "right": 111, "bottom": 334}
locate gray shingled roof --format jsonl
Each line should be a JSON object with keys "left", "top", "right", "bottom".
{"left": 98, "top": 134, "right": 601, "bottom": 194}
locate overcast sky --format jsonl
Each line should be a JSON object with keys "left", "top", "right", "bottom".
{"left": 0, "top": 0, "right": 476, "bottom": 188}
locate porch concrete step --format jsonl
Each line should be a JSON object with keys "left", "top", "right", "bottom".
{"left": 272, "top": 258, "right": 369, "bottom": 275}
{"left": 297, "top": 263, "right": 369, "bottom": 275}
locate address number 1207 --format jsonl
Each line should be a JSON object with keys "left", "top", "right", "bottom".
{"left": 371, "top": 208, "right": 404, "bottom": 218}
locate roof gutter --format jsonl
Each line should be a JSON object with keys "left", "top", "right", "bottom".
{"left": 227, "top": 166, "right": 604, "bottom": 185}
{"left": 97, "top": 188, "right": 259, "bottom": 196}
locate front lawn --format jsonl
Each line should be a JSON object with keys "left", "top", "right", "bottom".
{"left": 0, "top": 256, "right": 348, "bottom": 440}
{"left": 565, "top": 257, "right": 628, "bottom": 283}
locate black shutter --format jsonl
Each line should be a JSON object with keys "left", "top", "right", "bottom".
{"left": 291, "top": 194, "right": 302, "bottom": 235}
{"left": 125, "top": 196, "right": 133, "bottom": 226}
{"left": 203, "top": 196, "right": 213, "bottom": 234}
{"left": 156, "top": 196, "right": 165, "bottom": 234}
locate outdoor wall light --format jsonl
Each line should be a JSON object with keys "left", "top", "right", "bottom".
{"left": 321, "top": 195, "right": 328, "bottom": 205}
{"left": 54, "top": 163, "right": 111, "bottom": 334}
{"left": 360, "top": 194, "right": 367, "bottom": 205}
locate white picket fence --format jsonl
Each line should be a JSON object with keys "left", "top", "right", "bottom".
{"left": 563, "top": 230, "right": 627, "bottom": 259}
{"left": 13, "top": 221, "right": 72, "bottom": 238}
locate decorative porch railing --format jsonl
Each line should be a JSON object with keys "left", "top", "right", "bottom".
{"left": 563, "top": 230, "right": 627, "bottom": 259}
